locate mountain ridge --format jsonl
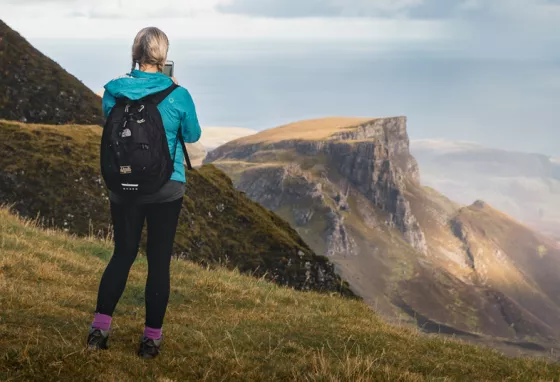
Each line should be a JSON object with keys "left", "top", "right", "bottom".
{"left": 0, "top": 19, "right": 103, "bottom": 125}
{"left": 411, "top": 138, "right": 560, "bottom": 241}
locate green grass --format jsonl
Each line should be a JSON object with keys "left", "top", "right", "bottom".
{"left": 1, "top": 209, "right": 560, "bottom": 381}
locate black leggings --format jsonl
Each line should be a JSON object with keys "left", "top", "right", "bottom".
{"left": 95, "top": 198, "right": 183, "bottom": 329}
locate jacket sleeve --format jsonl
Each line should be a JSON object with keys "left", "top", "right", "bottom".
{"left": 179, "top": 88, "right": 202, "bottom": 144}
{"left": 102, "top": 90, "right": 116, "bottom": 119}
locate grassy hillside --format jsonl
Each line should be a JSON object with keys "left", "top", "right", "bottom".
{"left": 0, "top": 120, "right": 351, "bottom": 295}
{"left": 0, "top": 20, "right": 103, "bottom": 125}
{"left": 1, "top": 209, "right": 560, "bottom": 381}
{"left": 450, "top": 201, "right": 560, "bottom": 339}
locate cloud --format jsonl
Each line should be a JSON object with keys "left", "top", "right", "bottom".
{"left": 1, "top": 0, "right": 221, "bottom": 19}
{"left": 407, "top": 0, "right": 465, "bottom": 18}
{"left": 453, "top": 0, "right": 560, "bottom": 59}
{"left": 83, "top": 0, "right": 209, "bottom": 19}
{"left": 217, "top": 0, "right": 478, "bottom": 19}
{"left": 217, "top": 0, "right": 560, "bottom": 23}
{"left": 219, "top": 0, "right": 560, "bottom": 61}
{"left": 2, "top": 0, "right": 559, "bottom": 49}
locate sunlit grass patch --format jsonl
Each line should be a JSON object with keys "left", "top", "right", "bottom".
{"left": 1, "top": 208, "right": 559, "bottom": 381}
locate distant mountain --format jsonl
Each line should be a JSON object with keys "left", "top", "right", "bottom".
{"left": 185, "top": 142, "right": 207, "bottom": 167}
{"left": 206, "top": 117, "right": 560, "bottom": 348}
{"left": 412, "top": 139, "right": 560, "bottom": 241}
{"left": 180, "top": 126, "right": 256, "bottom": 167}
{"left": 201, "top": 126, "right": 257, "bottom": 150}
{"left": 0, "top": 19, "right": 103, "bottom": 125}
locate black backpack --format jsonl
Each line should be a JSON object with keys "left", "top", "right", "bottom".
{"left": 100, "top": 84, "right": 192, "bottom": 196}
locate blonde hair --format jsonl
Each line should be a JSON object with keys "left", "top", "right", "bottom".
{"left": 131, "top": 27, "right": 169, "bottom": 73}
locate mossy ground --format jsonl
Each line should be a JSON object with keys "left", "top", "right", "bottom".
{"left": 2, "top": 208, "right": 560, "bottom": 381}
{"left": 0, "top": 20, "right": 103, "bottom": 125}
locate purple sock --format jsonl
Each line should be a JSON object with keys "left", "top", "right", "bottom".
{"left": 92, "top": 313, "right": 112, "bottom": 332}
{"left": 144, "top": 326, "right": 162, "bottom": 340}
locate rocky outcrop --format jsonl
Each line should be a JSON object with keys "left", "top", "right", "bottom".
{"left": 237, "top": 163, "right": 358, "bottom": 257}
{"left": 325, "top": 210, "right": 357, "bottom": 257}
{"left": 326, "top": 139, "right": 426, "bottom": 254}
{"left": 209, "top": 117, "right": 427, "bottom": 255}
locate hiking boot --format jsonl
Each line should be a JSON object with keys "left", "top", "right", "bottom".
{"left": 87, "top": 328, "right": 109, "bottom": 350}
{"left": 138, "top": 336, "right": 163, "bottom": 359}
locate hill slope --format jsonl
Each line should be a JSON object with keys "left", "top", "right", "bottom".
{"left": 1, "top": 208, "right": 559, "bottom": 381}
{"left": 0, "top": 20, "right": 103, "bottom": 125}
{"left": 412, "top": 139, "right": 560, "bottom": 241}
{"left": 0, "top": 119, "right": 351, "bottom": 296}
{"left": 206, "top": 117, "right": 560, "bottom": 348}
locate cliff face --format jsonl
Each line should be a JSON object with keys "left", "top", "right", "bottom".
{"left": 208, "top": 117, "right": 427, "bottom": 255}
{"left": 207, "top": 117, "right": 560, "bottom": 348}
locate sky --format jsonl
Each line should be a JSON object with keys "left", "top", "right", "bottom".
{"left": 1, "top": 0, "right": 559, "bottom": 156}
{"left": 2, "top": 0, "right": 559, "bottom": 50}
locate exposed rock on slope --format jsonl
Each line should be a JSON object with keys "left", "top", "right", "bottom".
{"left": 451, "top": 201, "right": 560, "bottom": 339}
{"left": 0, "top": 20, "right": 103, "bottom": 125}
{"left": 0, "top": 120, "right": 352, "bottom": 296}
{"left": 207, "top": 117, "right": 427, "bottom": 254}
{"left": 206, "top": 116, "right": 560, "bottom": 347}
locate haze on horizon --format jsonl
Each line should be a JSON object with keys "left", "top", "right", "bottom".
{"left": 3, "top": 0, "right": 559, "bottom": 156}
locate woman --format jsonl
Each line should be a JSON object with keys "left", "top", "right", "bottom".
{"left": 87, "top": 27, "right": 201, "bottom": 359}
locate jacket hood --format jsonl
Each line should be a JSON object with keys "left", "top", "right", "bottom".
{"left": 104, "top": 70, "right": 174, "bottom": 100}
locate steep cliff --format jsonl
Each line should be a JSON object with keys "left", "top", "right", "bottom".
{"left": 208, "top": 117, "right": 427, "bottom": 255}
{"left": 207, "top": 117, "right": 560, "bottom": 348}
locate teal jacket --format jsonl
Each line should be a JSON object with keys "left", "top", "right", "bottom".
{"left": 102, "top": 70, "right": 201, "bottom": 183}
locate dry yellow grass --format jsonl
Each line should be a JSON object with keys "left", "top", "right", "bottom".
{"left": 1, "top": 207, "right": 560, "bottom": 381}
{"left": 231, "top": 117, "right": 378, "bottom": 145}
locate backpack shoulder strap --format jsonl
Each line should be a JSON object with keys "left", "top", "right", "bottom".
{"left": 144, "top": 83, "right": 179, "bottom": 105}
{"left": 178, "top": 128, "right": 193, "bottom": 171}
{"left": 141, "top": 83, "right": 194, "bottom": 171}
